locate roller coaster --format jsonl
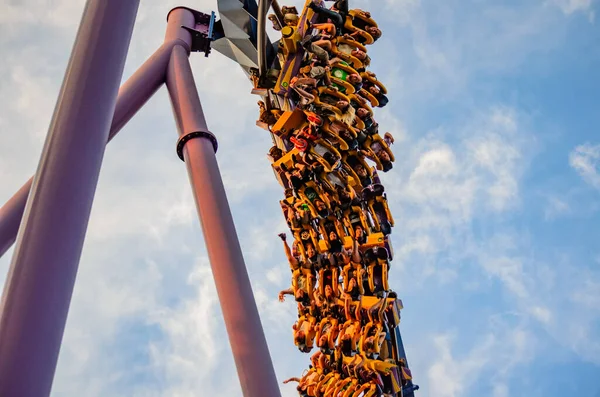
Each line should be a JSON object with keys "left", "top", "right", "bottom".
{"left": 0, "top": 1, "right": 418, "bottom": 396}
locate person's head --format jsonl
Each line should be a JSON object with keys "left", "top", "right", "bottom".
{"left": 366, "top": 26, "right": 382, "bottom": 39}
{"left": 314, "top": 199, "right": 327, "bottom": 212}
{"left": 355, "top": 225, "right": 364, "bottom": 237}
{"left": 353, "top": 163, "right": 367, "bottom": 178}
{"left": 339, "top": 129, "right": 353, "bottom": 142}
{"left": 378, "top": 150, "right": 391, "bottom": 162}
{"left": 295, "top": 330, "right": 306, "bottom": 345}
{"left": 336, "top": 100, "right": 350, "bottom": 110}
{"left": 292, "top": 241, "right": 299, "bottom": 257}
{"left": 356, "top": 107, "right": 369, "bottom": 118}
{"left": 364, "top": 337, "right": 375, "bottom": 352}
{"left": 329, "top": 230, "right": 338, "bottom": 241}
{"left": 325, "top": 284, "right": 333, "bottom": 298}
{"left": 351, "top": 49, "right": 367, "bottom": 60}
{"left": 269, "top": 146, "right": 283, "bottom": 161}
{"left": 306, "top": 243, "right": 316, "bottom": 258}
{"left": 368, "top": 85, "right": 380, "bottom": 96}
{"left": 347, "top": 73, "right": 362, "bottom": 85}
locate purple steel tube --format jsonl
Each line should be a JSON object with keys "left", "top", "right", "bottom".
{"left": 0, "top": 41, "right": 180, "bottom": 259}
{"left": 0, "top": 181, "right": 32, "bottom": 257}
{"left": 0, "top": 0, "right": 139, "bottom": 395}
{"left": 166, "top": 40, "right": 281, "bottom": 397}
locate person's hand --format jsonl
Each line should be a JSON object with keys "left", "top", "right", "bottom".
{"left": 278, "top": 292, "right": 286, "bottom": 302}
{"left": 278, "top": 232, "right": 287, "bottom": 241}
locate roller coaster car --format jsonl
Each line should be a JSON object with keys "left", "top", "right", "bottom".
{"left": 383, "top": 298, "right": 403, "bottom": 328}
{"left": 344, "top": 10, "right": 378, "bottom": 45}
{"left": 361, "top": 133, "right": 395, "bottom": 171}
{"left": 282, "top": 196, "right": 319, "bottom": 227}
{"left": 358, "top": 322, "right": 386, "bottom": 358}
{"left": 319, "top": 120, "right": 350, "bottom": 152}
{"left": 349, "top": 92, "right": 374, "bottom": 115}
{"left": 315, "top": 316, "right": 340, "bottom": 352}
{"left": 366, "top": 257, "right": 390, "bottom": 293}
{"left": 271, "top": 109, "right": 306, "bottom": 137}
{"left": 313, "top": 86, "right": 352, "bottom": 118}
{"left": 364, "top": 359, "right": 402, "bottom": 394}
{"left": 293, "top": 228, "right": 319, "bottom": 258}
{"left": 361, "top": 71, "right": 388, "bottom": 95}
{"left": 324, "top": 116, "right": 359, "bottom": 142}
{"left": 271, "top": 148, "right": 301, "bottom": 188}
{"left": 342, "top": 262, "right": 365, "bottom": 294}
{"left": 315, "top": 171, "right": 349, "bottom": 202}
{"left": 308, "top": 138, "right": 342, "bottom": 172}
{"left": 317, "top": 216, "right": 347, "bottom": 249}
{"left": 332, "top": 36, "right": 368, "bottom": 70}
{"left": 318, "top": 267, "right": 340, "bottom": 298}
{"left": 349, "top": 381, "right": 378, "bottom": 397}
{"left": 343, "top": 151, "right": 374, "bottom": 190}
{"left": 329, "top": 61, "right": 361, "bottom": 95}
{"left": 358, "top": 87, "right": 379, "bottom": 107}
{"left": 294, "top": 314, "right": 317, "bottom": 352}
{"left": 343, "top": 207, "right": 370, "bottom": 238}
{"left": 318, "top": 372, "right": 341, "bottom": 397}
{"left": 362, "top": 185, "right": 394, "bottom": 233}
{"left": 298, "top": 181, "right": 332, "bottom": 215}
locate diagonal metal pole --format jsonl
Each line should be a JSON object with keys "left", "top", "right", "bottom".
{"left": 165, "top": 9, "right": 281, "bottom": 397}
{"left": 0, "top": 40, "right": 180, "bottom": 259}
{"left": 0, "top": 1, "right": 140, "bottom": 395}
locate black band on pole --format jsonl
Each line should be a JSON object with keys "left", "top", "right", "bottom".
{"left": 176, "top": 130, "right": 218, "bottom": 161}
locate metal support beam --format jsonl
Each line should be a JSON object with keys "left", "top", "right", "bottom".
{"left": 166, "top": 36, "right": 281, "bottom": 397}
{"left": 0, "top": 39, "right": 180, "bottom": 259}
{"left": 0, "top": 1, "right": 139, "bottom": 395}
{"left": 257, "top": 0, "right": 271, "bottom": 78}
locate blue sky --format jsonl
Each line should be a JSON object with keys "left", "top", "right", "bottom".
{"left": 1, "top": 0, "right": 600, "bottom": 396}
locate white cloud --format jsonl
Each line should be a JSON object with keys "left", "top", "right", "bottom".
{"left": 570, "top": 143, "right": 600, "bottom": 189}
{"left": 549, "top": 0, "right": 595, "bottom": 18}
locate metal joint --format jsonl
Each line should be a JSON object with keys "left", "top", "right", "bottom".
{"left": 181, "top": 11, "right": 217, "bottom": 57}
{"left": 176, "top": 130, "right": 218, "bottom": 161}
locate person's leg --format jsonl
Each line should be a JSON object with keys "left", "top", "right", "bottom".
{"left": 293, "top": 86, "right": 316, "bottom": 103}
{"left": 313, "top": 22, "right": 337, "bottom": 36}
{"left": 333, "top": 0, "right": 349, "bottom": 15}
{"left": 307, "top": 42, "right": 331, "bottom": 63}
{"left": 295, "top": 77, "right": 318, "bottom": 86}
{"left": 308, "top": 1, "right": 344, "bottom": 28}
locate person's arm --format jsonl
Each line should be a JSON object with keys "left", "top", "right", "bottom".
{"left": 351, "top": 238, "right": 361, "bottom": 263}
{"left": 360, "top": 148, "right": 377, "bottom": 162}
{"left": 344, "top": 295, "right": 352, "bottom": 319}
{"left": 279, "top": 288, "right": 294, "bottom": 302}
{"left": 283, "top": 377, "right": 301, "bottom": 384}
{"left": 279, "top": 233, "right": 299, "bottom": 268}
{"left": 323, "top": 66, "right": 332, "bottom": 86}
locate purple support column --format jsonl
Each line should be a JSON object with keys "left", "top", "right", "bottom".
{"left": 166, "top": 40, "right": 281, "bottom": 397}
{"left": 0, "top": 40, "right": 179, "bottom": 259}
{"left": 0, "top": 181, "right": 32, "bottom": 257}
{"left": 0, "top": 0, "right": 139, "bottom": 395}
